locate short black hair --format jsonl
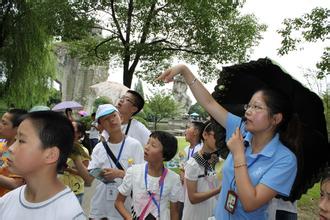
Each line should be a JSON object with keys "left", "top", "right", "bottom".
{"left": 8, "top": 108, "right": 28, "bottom": 127}
{"left": 23, "top": 111, "right": 74, "bottom": 171}
{"left": 127, "top": 90, "right": 144, "bottom": 116}
{"left": 150, "top": 131, "right": 177, "bottom": 162}
{"left": 190, "top": 121, "right": 204, "bottom": 142}
{"left": 320, "top": 166, "right": 330, "bottom": 185}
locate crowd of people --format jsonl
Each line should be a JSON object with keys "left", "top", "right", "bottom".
{"left": 0, "top": 68, "right": 328, "bottom": 219}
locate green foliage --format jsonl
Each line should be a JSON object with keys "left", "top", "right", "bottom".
{"left": 0, "top": 0, "right": 95, "bottom": 108}
{"left": 278, "top": 7, "right": 329, "bottom": 79}
{"left": 70, "top": 1, "right": 266, "bottom": 87}
{"left": 79, "top": 115, "right": 93, "bottom": 131}
{"left": 144, "top": 90, "right": 181, "bottom": 130}
{"left": 47, "top": 88, "right": 62, "bottom": 108}
{"left": 93, "top": 96, "right": 112, "bottom": 112}
{"left": 0, "top": 1, "right": 55, "bottom": 108}
{"left": 188, "top": 102, "right": 209, "bottom": 120}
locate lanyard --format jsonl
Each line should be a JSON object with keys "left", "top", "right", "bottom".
{"left": 143, "top": 163, "right": 168, "bottom": 218}
{"left": 187, "top": 144, "right": 197, "bottom": 160}
{"left": 106, "top": 136, "right": 126, "bottom": 168}
{"left": 230, "top": 155, "right": 259, "bottom": 190}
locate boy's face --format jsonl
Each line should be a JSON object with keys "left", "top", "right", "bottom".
{"left": 319, "top": 180, "right": 330, "bottom": 220}
{"left": 0, "top": 112, "right": 16, "bottom": 139}
{"left": 144, "top": 136, "right": 163, "bottom": 163}
{"left": 116, "top": 92, "right": 137, "bottom": 116}
{"left": 7, "top": 119, "right": 48, "bottom": 175}
{"left": 98, "top": 111, "right": 122, "bottom": 133}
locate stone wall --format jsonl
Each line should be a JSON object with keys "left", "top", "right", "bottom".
{"left": 172, "top": 75, "right": 192, "bottom": 112}
{"left": 55, "top": 44, "right": 109, "bottom": 111}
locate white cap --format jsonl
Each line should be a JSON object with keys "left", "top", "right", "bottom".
{"left": 95, "top": 104, "right": 118, "bottom": 122}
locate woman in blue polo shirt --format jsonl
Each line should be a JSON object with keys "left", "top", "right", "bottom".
{"left": 157, "top": 64, "right": 301, "bottom": 220}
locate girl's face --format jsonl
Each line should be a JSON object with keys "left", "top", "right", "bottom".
{"left": 202, "top": 130, "right": 216, "bottom": 152}
{"left": 319, "top": 180, "right": 330, "bottom": 220}
{"left": 244, "top": 91, "right": 278, "bottom": 134}
{"left": 184, "top": 123, "right": 197, "bottom": 143}
{"left": 144, "top": 137, "right": 163, "bottom": 163}
{"left": 8, "top": 119, "right": 46, "bottom": 175}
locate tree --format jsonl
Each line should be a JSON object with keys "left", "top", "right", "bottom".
{"left": 0, "top": 0, "right": 95, "bottom": 108}
{"left": 277, "top": 7, "right": 329, "bottom": 79}
{"left": 93, "top": 96, "right": 112, "bottom": 112}
{"left": 188, "top": 102, "right": 209, "bottom": 120}
{"left": 144, "top": 90, "right": 180, "bottom": 130}
{"left": 71, "top": 0, "right": 266, "bottom": 88}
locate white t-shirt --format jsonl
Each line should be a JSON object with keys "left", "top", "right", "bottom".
{"left": 267, "top": 198, "right": 297, "bottom": 220}
{"left": 102, "top": 118, "right": 151, "bottom": 147}
{"left": 88, "top": 136, "right": 144, "bottom": 219}
{"left": 118, "top": 163, "right": 183, "bottom": 220}
{"left": 182, "top": 158, "right": 219, "bottom": 220}
{"left": 0, "top": 185, "right": 85, "bottom": 220}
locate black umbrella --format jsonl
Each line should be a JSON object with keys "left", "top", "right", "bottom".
{"left": 211, "top": 58, "right": 329, "bottom": 201}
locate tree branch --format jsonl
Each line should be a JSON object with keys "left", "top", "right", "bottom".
{"left": 125, "top": 0, "right": 133, "bottom": 43}
{"left": 94, "top": 36, "right": 118, "bottom": 60}
{"left": 128, "top": 2, "right": 157, "bottom": 75}
{"left": 92, "top": 25, "right": 118, "bottom": 36}
{"left": 110, "top": 0, "right": 125, "bottom": 43}
{"left": 161, "top": 47, "right": 206, "bottom": 55}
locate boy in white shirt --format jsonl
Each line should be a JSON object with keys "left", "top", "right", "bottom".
{"left": 0, "top": 111, "right": 85, "bottom": 219}
{"left": 81, "top": 104, "right": 144, "bottom": 220}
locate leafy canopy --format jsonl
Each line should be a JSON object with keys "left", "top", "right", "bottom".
{"left": 71, "top": 0, "right": 266, "bottom": 87}
{"left": 0, "top": 0, "right": 95, "bottom": 108}
{"left": 144, "top": 90, "right": 180, "bottom": 130}
{"left": 277, "top": 7, "right": 329, "bottom": 79}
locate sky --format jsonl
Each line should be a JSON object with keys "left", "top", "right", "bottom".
{"left": 109, "top": 0, "right": 329, "bottom": 102}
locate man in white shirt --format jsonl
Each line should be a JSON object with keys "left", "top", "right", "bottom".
{"left": 103, "top": 90, "right": 151, "bottom": 147}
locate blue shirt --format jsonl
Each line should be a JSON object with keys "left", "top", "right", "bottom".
{"left": 215, "top": 113, "right": 297, "bottom": 220}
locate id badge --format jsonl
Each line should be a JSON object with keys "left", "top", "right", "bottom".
{"left": 224, "top": 190, "right": 238, "bottom": 214}
{"left": 106, "top": 184, "right": 118, "bottom": 200}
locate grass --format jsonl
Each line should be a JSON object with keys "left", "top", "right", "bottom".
{"left": 297, "top": 183, "right": 320, "bottom": 219}
{"left": 174, "top": 136, "right": 320, "bottom": 218}
{"left": 177, "top": 136, "right": 188, "bottom": 152}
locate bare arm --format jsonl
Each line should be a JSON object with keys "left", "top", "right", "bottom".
{"left": 115, "top": 192, "right": 132, "bottom": 220}
{"left": 157, "top": 64, "right": 228, "bottom": 128}
{"left": 227, "top": 128, "right": 277, "bottom": 211}
{"left": 170, "top": 201, "right": 180, "bottom": 220}
{"left": 67, "top": 159, "right": 90, "bottom": 176}
{"left": 186, "top": 178, "right": 221, "bottom": 204}
{"left": 73, "top": 157, "right": 94, "bottom": 186}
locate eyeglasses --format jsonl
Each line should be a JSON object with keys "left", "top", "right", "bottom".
{"left": 119, "top": 95, "right": 136, "bottom": 106}
{"left": 243, "top": 104, "right": 267, "bottom": 112}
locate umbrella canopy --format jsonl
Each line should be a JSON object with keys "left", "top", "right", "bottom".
{"left": 52, "top": 101, "right": 83, "bottom": 112}
{"left": 78, "top": 110, "right": 88, "bottom": 117}
{"left": 90, "top": 81, "right": 129, "bottom": 105}
{"left": 212, "top": 58, "right": 329, "bottom": 201}
{"left": 190, "top": 112, "right": 199, "bottom": 116}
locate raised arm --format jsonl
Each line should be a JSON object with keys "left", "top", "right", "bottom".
{"left": 157, "top": 64, "right": 228, "bottom": 128}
